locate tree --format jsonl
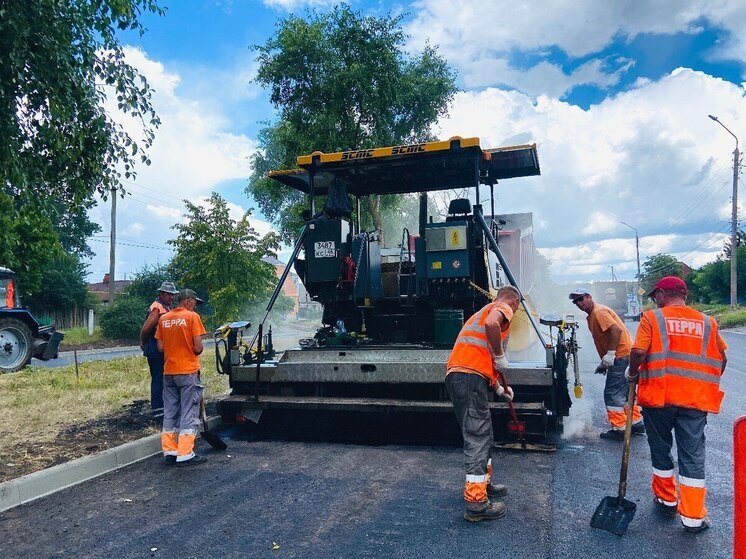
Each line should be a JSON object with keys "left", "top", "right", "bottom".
{"left": 640, "top": 253, "right": 683, "bottom": 294}
{"left": 0, "top": 0, "right": 163, "bottom": 310}
{"left": 247, "top": 4, "right": 457, "bottom": 242}
{"left": 723, "top": 229, "right": 746, "bottom": 258}
{"left": 169, "top": 194, "right": 280, "bottom": 326}
{"left": 0, "top": 191, "right": 62, "bottom": 298}
{"left": 29, "top": 252, "right": 92, "bottom": 315}
{"left": 690, "top": 245, "right": 746, "bottom": 304}
{"left": 1, "top": 0, "right": 163, "bottom": 202}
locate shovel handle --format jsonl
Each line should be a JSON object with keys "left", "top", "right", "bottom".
{"left": 200, "top": 396, "right": 209, "bottom": 428}
{"left": 495, "top": 369, "right": 526, "bottom": 442}
{"left": 618, "top": 380, "right": 637, "bottom": 502}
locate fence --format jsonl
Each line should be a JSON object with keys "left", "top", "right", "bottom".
{"left": 39, "top": 308, "right": 93, "bottom": 330}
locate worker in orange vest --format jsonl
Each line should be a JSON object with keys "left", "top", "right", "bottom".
{"left": 445, "top": 285, "right": 521, "bottom": 522}
{"left": 569, "top": 288, "right": 644, "bottom": 439}
{"left": 627, "top": 276, "right": 727, "bottom": 533}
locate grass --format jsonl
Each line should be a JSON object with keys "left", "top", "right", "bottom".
{"left": 0, "top": 352, "right": 229, "bottom": 471}
{"left": 57, "top": 326, "right": 104, "bottom": 346}
{"left": 700, "top": 304, "right": 746, "bottom": 328}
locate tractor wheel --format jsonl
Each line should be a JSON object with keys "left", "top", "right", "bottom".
{"left": 0, "top": 318, "right": 33, "bottom": 373}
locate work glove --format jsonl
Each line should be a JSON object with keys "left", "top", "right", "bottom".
{"left": 601, "top": 350, "right": 616, "bottom": 368}
{"left": 493, "top": 354, "right": 510, "bottom": 375}
{"left": 624, "top": 366, "right": 638, "bottom": 382}
{"left": 495, "top": 384, "right": 514, "bottom": 402}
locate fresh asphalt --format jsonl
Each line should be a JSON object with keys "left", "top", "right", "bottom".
{"left": 2, "top": 325, "right": 741, "bottom": 558}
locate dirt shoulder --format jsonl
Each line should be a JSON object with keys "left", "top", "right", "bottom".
{"left": 58, "top": 338, "right": 139, "bottom": 352}
{"left": 1, "top": 354, "right": 229, "bottom": 484}
{"left": 1, "top": 400, "right": 160, "bottom": 482}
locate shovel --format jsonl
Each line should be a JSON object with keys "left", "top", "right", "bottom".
{"left": 199, "top": 396, "right": 227, "bottom": 451}
{"left": 590, "top": 380, "right": 638, "bottom": 535}
{"left": 495, "top": 370, "right": 527, "bottom": 449}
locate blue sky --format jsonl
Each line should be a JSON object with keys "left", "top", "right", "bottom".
{"left": 87, "top": 0, "right": 746, "bottom": 287}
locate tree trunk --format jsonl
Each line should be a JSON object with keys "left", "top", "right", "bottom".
{"left": 368, "top": 194, "right": 384, "bottom": 246}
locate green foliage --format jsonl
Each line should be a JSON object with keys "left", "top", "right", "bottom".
{"left": 0, "top": 0, "right": 163, "bottom": 312}
{"left": 123, "top": 264, "right": 175, "bottom": 300}
{"left": 58, "top": 327, "right": 103, "bottom": 347}
{"left": 714, "top": 307, "right": 746, "bottom": 328}
{"left": 168, "top": 193, "right": 280, "bottom": 327}
{"left": 28, "top": 252, "right": 91, "bottom": 315}
{"left": 723, "top": 229, "right": 746, "bottom": 258}
{"left": 0, "top": 0, "right": 164, "bottom": 201}
{"left": 0, "top": 192, "right": 63, "bottom": 298}
{"left": 689, "top": 245, "right": 746, "bottom": 304}
{"left": 248, "top": 3, "right": 458, "bottom": 242}
{"left": 99, "top": 294, "right": 149, "bottom": 340}
{"left": 640, "top": 254, "right": 683, "bottom": 294}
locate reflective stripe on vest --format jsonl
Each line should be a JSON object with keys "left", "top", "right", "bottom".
{"left": 447, "top": 302, "right": 510, "bottom": 385}
{"left": 638, "top": 308, "right": 724, "bottom": 413}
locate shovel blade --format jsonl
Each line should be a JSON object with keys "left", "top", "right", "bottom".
{"left": 590, "top": 496, "right": 636, "bottom": 536}
{"left": 201, "top": 430, "right": 228, "bottom": 451}
{"left": 507, "top": 420, "right": 526, "bottom": 435}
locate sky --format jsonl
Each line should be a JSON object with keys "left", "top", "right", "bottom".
{"left": 87, "top": 0, "right": 746, "bottom": 288}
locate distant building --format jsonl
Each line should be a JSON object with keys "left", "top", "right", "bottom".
{"left": 87, "top": 274, "right": 131, "bottom": 305}
{"left": 262, "top": 256, "right": 322, "bottom": 319}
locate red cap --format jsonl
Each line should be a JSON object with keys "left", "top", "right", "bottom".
{"left": 648, "top": 276, "right": 687, "bottom": 297}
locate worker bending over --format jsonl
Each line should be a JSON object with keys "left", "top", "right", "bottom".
{"left": 569, "top": 288, "right": 644, "bottom": 439}
{"left": 627, "top": 276, "right": 727, "bottom": 533}
{"left": 155, "top": 289, "right": 208, "bottom": 466}
{"left": 445, "top": 285, "right": 520, "bottom": 522}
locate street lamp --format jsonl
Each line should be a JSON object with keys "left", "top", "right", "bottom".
{"left": 709, "top": 114, "right": 741, "bottom": 309}
{"left": 621, "top": 221, "right": 641, "bottom": 309}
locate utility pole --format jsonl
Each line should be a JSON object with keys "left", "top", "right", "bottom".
{"left": 709, "top": 115, "right": 740, "bottom": 309}
{"left": 108, "top": 186, "right": 117, "bottom": 305}
{"left": 621, "top": 221, "right": 642, "bottom": 309}
{"left": 730, "top": 144, "right": 741, "bottom": 309}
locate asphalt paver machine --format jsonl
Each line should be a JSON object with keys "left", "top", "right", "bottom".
{"left": 216, "top": 137, "right": 574, "bottom": 445}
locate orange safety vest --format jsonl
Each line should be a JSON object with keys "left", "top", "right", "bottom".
{"left": 638, "top": 307, "right": 724, "bottom": 414}
{"left": 446, "top": 302, "right": 513, "bottom": 386}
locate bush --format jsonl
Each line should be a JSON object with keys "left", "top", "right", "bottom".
{"left": 99, "top": 294, "right": 149, "bottom": 340}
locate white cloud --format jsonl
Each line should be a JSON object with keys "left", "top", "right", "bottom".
{"left": 406, "top": 0, "right": 746, "bottom": 96}
{"left": 122, "top": 222, "right": 145, "bottom": 237}
{"left": 434, "top": 67, "right": 746, "bottom": 283}
{"left": 89, "top": 48, "right": 264, "bottom": 279}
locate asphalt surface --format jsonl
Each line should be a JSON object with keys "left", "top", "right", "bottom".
{"left": 2, "top": 324, "right": 742, "bottom": 559}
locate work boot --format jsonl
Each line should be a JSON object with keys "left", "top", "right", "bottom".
{"left": 654, "top": 498, "right": 677, "bottom": 518}
{"left": 164, "top": 455, "right": 176, "bottom": 466}
{"left": 599, "top": 429, "right": 624, "bottom": 441}
{"left": 631, "top": 423, "right": 646, "bottom": 435}
{"left": 487, "top": 483, "right": 508, "bottom": 499}
{"left": 176, "top": 454, "right": 208, "bottom": 466}
{"left": 683, "top": 517, "right": 710, "bottom": 533}
{"left": 464, "top": 500, "right": 507, "bottom": 522}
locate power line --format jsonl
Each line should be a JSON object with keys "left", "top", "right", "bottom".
{"left": 89, "top": 237, "right": 174, "bottom": 252}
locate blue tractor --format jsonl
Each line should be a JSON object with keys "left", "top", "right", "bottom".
{"left": 0, "top": 267, "right": 63, "bottom": 373}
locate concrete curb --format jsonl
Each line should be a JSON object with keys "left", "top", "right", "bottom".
{"left": 0, "top": 416, "right": 223, "bottom": 513}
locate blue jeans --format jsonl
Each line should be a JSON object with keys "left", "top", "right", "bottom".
{"left": 147, "top": 357, "right": 164, "bottom": 410}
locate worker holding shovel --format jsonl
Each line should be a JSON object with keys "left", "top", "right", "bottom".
{"left": 156, "top": 289, "right": 208, "bottom": 466}
{"left": 569, "top": 288, "right": 645, "bottom": 440}
{"left": 627, "top": 276, "right": 727, "bottom": 533}
{"left": 445, "top": 285, "right": 521, "bottom": 522}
